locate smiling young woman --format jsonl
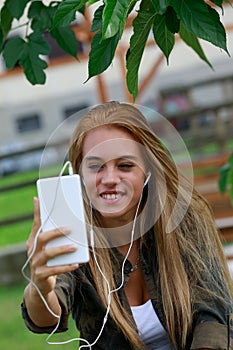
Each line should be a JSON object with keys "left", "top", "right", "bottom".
{"left": 22, "top": 101, "right": 233, "bottom": 350}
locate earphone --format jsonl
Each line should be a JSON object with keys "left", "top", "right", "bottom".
{"left": 143, "top": 171, "right": 151, "bottom": 187}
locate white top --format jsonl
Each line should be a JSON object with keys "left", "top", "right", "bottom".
{"left": 131, "top": 300, "right": 172, "bottom": 350}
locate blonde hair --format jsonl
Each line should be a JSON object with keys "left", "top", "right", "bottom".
{"left": 69, "top": 101, "right": 233, "bottom": 349}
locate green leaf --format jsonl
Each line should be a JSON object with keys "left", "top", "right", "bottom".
{"left": 52, "top": 0, "right": 86, "bottom": 28}
{"left": 2, "top": 36, "right": 25, "bottom": 69}
{"left": 165, "top": 6, "right": 180, "bottom": 33}
{"left": 227, "top": 154, "right": 233, "bottom": 203}
{"left": 88, "top": 5, "right": 120, "bottom": 79}
{"left": 50, "top": 26, "right": 78, "bottom": 58}
{"left": 28, "top": 1, "right": 55, "bottom": 32}
{"left": 19, "top": 32, "right": 51, "bottom": 85}
{"left": 102, "top": 0, "right": 133, "bottom": 39}
{"left": 0, "top": 26, "right": 3, "bottom": 51}
{"left": 153, "top": 14, "right": 175, "bottom": 63}
{"left": 87, "top": 0, "right": 100, "bottom": 5}
{"left": 228, "top": 152, "right": 233, "bottom": 166}
{"left": 90, "top": 4, "right": 103, "bottom": 32}
{"left": 5, "top": 0, "right": 30, "bottom": 20}
{"left": 0, "top": 4, "right": 13, "bottom": 38}
{"left": 228, "top": 160, "right": 233, "bottom": 205}
{"left": 223, "top": 0, "right": 233, "bottom": 5}
{"left": 126, "top": 0, "right": 156, "bottom": 99}
{"left": 179, "top": 22, "right": 212, "bottom": 68}
{"left": 170, "top": 0, "right": 228, "bottom": 53}
{"left": 209, "top": 0, "right": 223, "bottom": 9}
{"left": 27, "top": 32, "right": 51, "bottom": 56}
{"left": 218, "top": 163, "right": 230, "bottom": 194}
{"left": 88, "top": 31, "right": 120, "bottom": 78}
{"left": 150, "top": 0, "right": 169, "bottom": 14}
{"left": 230, "top": 185, "right": 233, "bottom": 206}
{"left": 218, "top": 152, "right": 233, "bottom": 199}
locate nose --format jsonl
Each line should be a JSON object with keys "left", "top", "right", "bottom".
{"left": 100, "top": 166, "right": 120, "bottom": 186}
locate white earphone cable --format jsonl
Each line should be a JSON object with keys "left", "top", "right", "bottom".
{"left": 21, "top": 162, "right": 148, "bottom": 349}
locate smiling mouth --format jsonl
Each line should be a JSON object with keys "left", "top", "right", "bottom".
{"left": 99, "top": 190, "right": 125, "bottom": 200}
{"left": 100, "top": 193, "right": 120, "bottom": 200}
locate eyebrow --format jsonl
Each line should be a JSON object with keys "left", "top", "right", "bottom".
{"left": 84, "top": 155, "right": 140, "bottom": 162}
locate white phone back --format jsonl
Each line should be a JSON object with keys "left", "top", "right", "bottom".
{"left": 37, "top": 174, "right": 89, "bottom": 266}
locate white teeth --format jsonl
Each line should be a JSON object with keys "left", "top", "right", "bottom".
{"left": 102, "top": 193, "right": 118, "bottom": 200}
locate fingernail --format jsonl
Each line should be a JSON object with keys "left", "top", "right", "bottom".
{"left": 71, "top": 264, "right": 79, "bottom": 269}
{"left": 68, "top": 244, "right": 78, "bottom": 251}
{"left": 60, "top": 226, "right": 71, "bottom": 233}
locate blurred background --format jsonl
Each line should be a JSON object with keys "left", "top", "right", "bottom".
{"left": 0, "top": 1, "right": 233, "bottom": 349}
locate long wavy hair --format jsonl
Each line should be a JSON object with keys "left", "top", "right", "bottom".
{"left": 69, "top": 101, "right": 233, "bottom": 349}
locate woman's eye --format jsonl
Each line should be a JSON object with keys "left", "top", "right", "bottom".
{"left": 118, "top": 163, "right": 134, "bottom": 170}
{"left": 88, "top": 164, "right": 103, "bottom": 171}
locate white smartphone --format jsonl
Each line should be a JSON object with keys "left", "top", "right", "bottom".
{"left": 37, "top": 174, "right": 89, "bottom": 266}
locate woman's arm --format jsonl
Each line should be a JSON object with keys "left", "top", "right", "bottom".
{"left": 24, "top": 283, "right": 61, "bottom": 327}
{"left": 23, "top": 197, "right": 79, "bottom": 328}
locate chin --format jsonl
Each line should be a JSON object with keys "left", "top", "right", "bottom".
{"left": 99, "top": 210, "right": 124, "bottom": 218}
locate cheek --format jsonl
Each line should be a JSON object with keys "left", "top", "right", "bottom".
{"left": 133, "top": 185, "right": 143, "bottom": 200}
{"left": 83, "top": 174, "right": 99, "bottom": 196}
{"left": 131, "top": 178, "right": 145, "bottom": 199}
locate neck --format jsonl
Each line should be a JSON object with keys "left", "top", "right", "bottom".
{"left": 117, "top": 238, "right": 140, "bottom": 259}
{"left": 102, "top": 223, "right": 141, "bottom": 248}
{"left": 99, "top": 205, "right": 138, "bottom": 229}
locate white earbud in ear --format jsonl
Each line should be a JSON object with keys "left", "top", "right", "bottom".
{"left": 143, "top": 171, "right": 151, "bottom": 187}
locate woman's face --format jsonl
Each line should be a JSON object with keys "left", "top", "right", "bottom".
{"left": 81, "top": 125, "right": 146, "bottom": 227}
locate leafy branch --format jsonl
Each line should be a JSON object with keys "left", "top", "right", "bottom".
{"left": 0, "top": 0, "right": 79, "bottom": 84}
{"left": 0, "top": 0, "right": 231, "bottom": 96}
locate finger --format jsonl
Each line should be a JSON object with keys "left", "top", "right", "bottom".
{"left": 36, "top": 226, "right": 71, "bottom": 250}
{"left": 26, "top": 197, "right": 42, "bottom": 253}
{"left": 32, "top": 263, "right": 79, "bottom": 289}
{"left": 48, "top": 263, "right": 79, "bottom": 276}
{"left": 32, "top": 197, "right": 41, "bottom": 233}
{"left": 36, "top": 242, "right": 78, "bottom": 267}
{"left": 31, "top": 245, "right": 79, "bottom": 284}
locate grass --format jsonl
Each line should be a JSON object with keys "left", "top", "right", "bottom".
{"left": 0, "top": 169, "right": 39, "bottom": 188}
{"left": 0, "top": 284, "right": 79, "bottom": 350}
{"left": 0, "top": 165, "right": 61, "bottom": 189}
{"left": 0, "top": 186, "right": 37, "bottom": 220}
{"left": 0, "top": 166, "right": 61, "bottom": 247}
{"left": 0, "top": 185, "right": 36, "bottom": 246}
{"left": 0, "top": 220, "right": 32, "bottom": 246}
